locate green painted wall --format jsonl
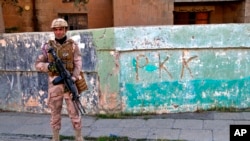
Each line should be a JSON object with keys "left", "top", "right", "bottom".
{"left": 1, "top": 24, "right": 250, "bottom": 114}
{"left": 112, "top": 24, "right": 250, "bottom": 113}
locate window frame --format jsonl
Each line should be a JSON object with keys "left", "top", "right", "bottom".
{"left": 58, "top": 13, "right": 88, "bottom": 30}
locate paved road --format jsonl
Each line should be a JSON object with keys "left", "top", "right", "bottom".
{"left": 0, "top": 111, "right": 250, "bottom": 141}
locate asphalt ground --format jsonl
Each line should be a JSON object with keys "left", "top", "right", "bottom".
{"left": 0, "top": 111, "right": 250, "bottom": 141}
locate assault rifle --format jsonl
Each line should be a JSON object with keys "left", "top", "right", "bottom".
{"left": 48, "top": 47, "right": 86, "bottom": 115}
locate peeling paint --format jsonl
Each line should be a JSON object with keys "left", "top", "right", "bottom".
{"left": 1, "top": 24, "right": 250, "bottom": 114}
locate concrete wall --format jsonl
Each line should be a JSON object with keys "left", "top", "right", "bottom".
{"left": 0, "top": 31, "right": 99, "bottom": 114}
{"left": 1, "top": 24, "right": 250, "bottom": 114}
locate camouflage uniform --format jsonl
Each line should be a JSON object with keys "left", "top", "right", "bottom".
{"left": 35, "top": 18, "right": 83, "bottom": 141}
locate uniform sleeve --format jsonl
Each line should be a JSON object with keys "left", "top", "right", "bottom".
{"left": 72, "top": 42, "right": 82, "bottom": 80}
{"left": 35, "top": 44, "right": 50, "bottom": 72}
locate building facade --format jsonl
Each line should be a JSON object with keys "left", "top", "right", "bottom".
{"left": 2, "top": 0, "right": 250, "bottom": 33}
{"left": 2, "top": 0, "right": 113, "bottom": 32}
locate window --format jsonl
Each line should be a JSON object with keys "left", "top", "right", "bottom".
{"left": 58, "top": 14, "right": 88, "bottom": 30}
{"left": 174, "top": 12, "right": 210, "bottom": 25}
{"left": 62, "top": 0, "right": 89, "bottom": 3}
{"left": 62, "top": 0, "right": 74, "bottom": 2}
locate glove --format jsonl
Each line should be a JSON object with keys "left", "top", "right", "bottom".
{"left": 48, "top": 62, "right": 58, "bottom": 73}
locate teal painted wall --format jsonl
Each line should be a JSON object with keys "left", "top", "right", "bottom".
{"left": 0, "top": 24, "right": 250, "bottom": 114}
{"left": 119, "top": 50, "right": 250, "bottom": 113}
{"left": 114, "top": 24, "right": 250, "bottom": 113}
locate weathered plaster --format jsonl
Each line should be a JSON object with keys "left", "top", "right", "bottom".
{"left": 114, "top": 24, "right": 250, "bottom": 114}
{"left": 119, "top": 49, "right": 250, "bottom": 113}
{"left": 1, "top": 24, "right": 250, "bottom": 114}
{"left": 0, "top": 32, "right": 99, "bottom": 114}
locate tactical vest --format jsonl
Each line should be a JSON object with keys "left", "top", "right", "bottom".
{"left": 48, "top": 39, "right": 74, "bottom": 76}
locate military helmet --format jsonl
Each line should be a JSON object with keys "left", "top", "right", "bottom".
{"left": 51, "top": 18, "right": 68, "bottom": 28}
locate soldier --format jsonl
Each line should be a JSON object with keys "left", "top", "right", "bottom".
{"left": 35, "top": 18, "right": 84, "bottom": 141}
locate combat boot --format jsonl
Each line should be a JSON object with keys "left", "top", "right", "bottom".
{"left": 75, "top": 129, "right": 84, "bottom": 141}
{"left": 51, "top": 129, "right": 60, "bottom": 141}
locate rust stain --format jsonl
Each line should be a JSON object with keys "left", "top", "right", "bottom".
{"left": 25, "top": 97, "right": 39, "bottom": 107}
{"left": 99, "top": 87, "right": 120, "bottom": 113}
{"left": 110, "top": 51, "right": 120, "bottom": 75}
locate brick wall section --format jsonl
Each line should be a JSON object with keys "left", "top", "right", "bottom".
{"left": 222, "top": 2, "right": 245, "bottom": 23}
{"left": 2, "top": 1, "right": 31, "bottom": 32}
{"left": 113, "top": 0, "right": 174, "bottom": 26}
{"left": 87, "top": 0, "right": 113, "bottom": 28}
{"left": 244, "top": 0, "right": 250, "bottom": 22}
{"left": 234, "top": 1, "right": 245, "bottom": 23}
{"left": 36, "top": 0, "right": 91, "bottom": 31}
{"left": 2, "top": 0, "right": 113, "bottom": 32}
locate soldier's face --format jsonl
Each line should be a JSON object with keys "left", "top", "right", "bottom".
{"left": 53, "top": 27, "right": 67, "bottom": 39}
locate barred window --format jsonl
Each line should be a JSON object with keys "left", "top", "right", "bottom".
{"left": 174, "top": 12, "right": 210, "bottom": 25}
{"left": 58, "top": 14, "right": 88, "bottom": 30}
{"left": 62, "top": 0, "right": 74, "bottom": 2}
